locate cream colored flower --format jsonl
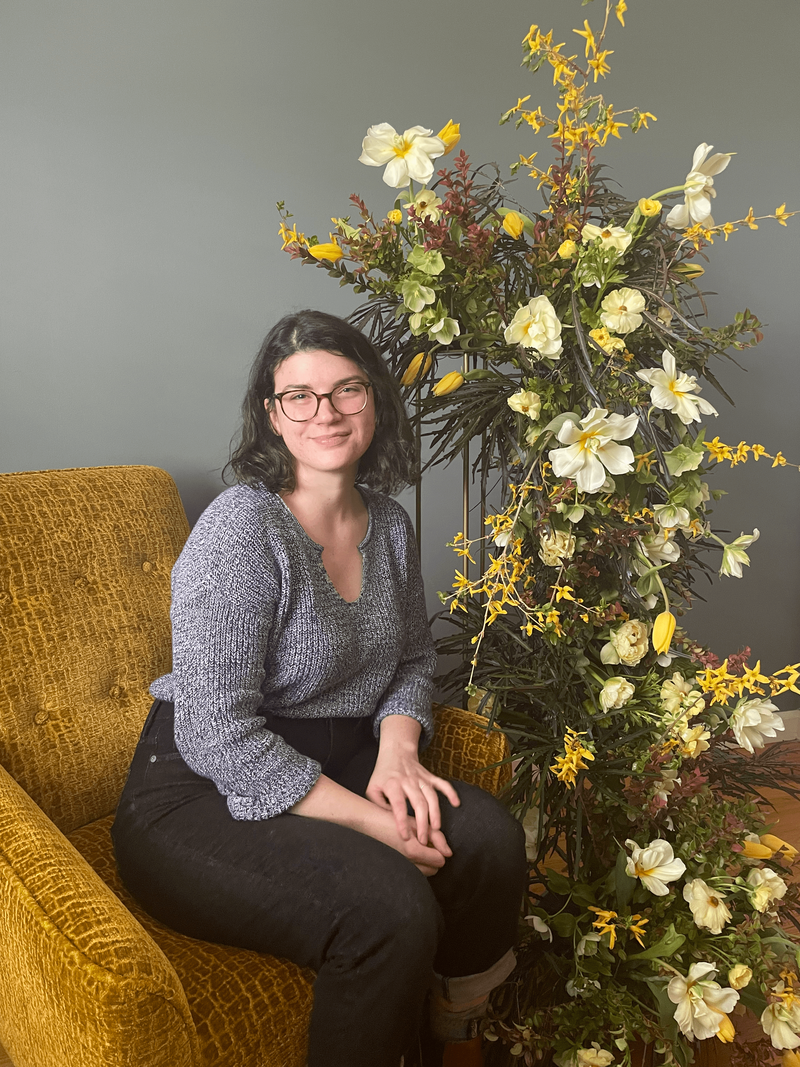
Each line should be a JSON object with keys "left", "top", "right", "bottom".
{"left": 625, "top": 838, "right": 686, "bottom": 895}
{"left": 667, "top": 962, "right": 739, "bottom": 1040}
{"left": 429, "top": 314, "right": 461, "bottom": 346}
{"left": 640, "top": 529, "right": 681, "bottom": 567}
{"left": 549, "top": 408, "right": 638, "bottom": 494}
{"left": 507, "top": 389, "right": 542, "bottom": 421}
{"left": 554, "top": 1044, "right": 615, "bottom": 1067}
{"left": 660, "top": 672, "right": 705, "bottom": 718}
{"left": 730, "top": 696, "right": 784, "bottom": 753}
{"left": 747, "top": 867, "right": 788, "bottom": 913}
{"left": 406, "top": 187, "right": 443, "bottom": 222}
{"left": 720, "top": 529, "right": 760, "bottom": 578}
{"left": 653, "top": 502, "right": 691, "bottom": 531}
{"left": 636, "top": 349, "right": 718, "bottom": 426}
{"left": 762, "top": 999, "right": 800, "bottom": 1051}
{"left": 581, "top": 222, "right": 632, "bottom": 253}
{"left": 679, "top": 723, "right": 711, "bottom": 759}
{"left": 600, "top": 676, "right": 635, "bottom": 712}
{"left": 728, "top": 965, "right": 752, "bottom": 991}
{"left": 599, "top": 288, "right": 646, "bottom": 335}
{"left": 683, "top": 878, "right": 732, "bottom": 933}
{"left": 359, "top": 123, "right": 446, "bottom": 188}
{"left": 666, "top": 143, "right": 734, "bottom": 229}
{"left": 601, "top": 619, "right": 649, "bottom": 667}
{"left": 504, "top": 295, "right": 563, "bottom": 358}
{"left": 538, "top": 527, "right": 576, "bottom": 567}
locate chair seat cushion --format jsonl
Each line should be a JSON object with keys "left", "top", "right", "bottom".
{"left": 68, "top": 816, "right": 314, "bottom": 1067}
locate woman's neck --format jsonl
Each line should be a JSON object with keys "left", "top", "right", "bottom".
{"left": 280, "top": 469, "right": 366, "bottom": 532}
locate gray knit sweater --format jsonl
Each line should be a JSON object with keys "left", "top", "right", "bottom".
{"left": 150, "top": 484, "right": 437, "bottom": 819}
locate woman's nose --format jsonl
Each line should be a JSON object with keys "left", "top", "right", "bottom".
{"left": 314, "top": 395, "right": 342, "bottom": 421}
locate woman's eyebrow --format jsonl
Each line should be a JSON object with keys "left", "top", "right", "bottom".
{"left": 280, "top": 376, "right": 367, "bottom": 390}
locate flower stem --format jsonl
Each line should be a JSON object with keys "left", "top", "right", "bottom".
{"left": 647, "top": 183, "right": 688, "bottom": 200}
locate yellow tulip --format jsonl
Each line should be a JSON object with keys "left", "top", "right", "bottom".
{"left": 387, "top": 209, "right": 402, "bottom": 225}
{"left": 400, "top": 352, "right": 432, "bottom": 387}
{"left": 760, "top": 833, "right": 799, "bottom": 862}
{"left": 715, "top": 1014, "right": 735, "bottom": 1044}
{"left": 652, "top": 610, "right": 676, "bottom": 654}
{"left": 675, "top": 261, "right": 705, "bottom": 280}
{"left": 638, "top": 198, "right": 663, "bottom": 217}
{"left": 782, "top": 1050, "right": 800, "bottom": 1067}
{"left": 742, "top": 838, "right": 774, "bottom": 860}
{"left": 308, "top": 241, "right": 344, "bottom": 263}
{"left": 558, "top": 239, "right": 578, "bottom": 259}
{"left": 432, "top": 371, "right": 465, "bottom": 397}
{"left": 502, "top": 211, "right": 525, "bottom": 239}
{"left": 438, "top": 120, "right": 461, "bottom": 155}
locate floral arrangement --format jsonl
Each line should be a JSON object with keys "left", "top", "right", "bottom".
{"left": 277, "top": 2, "right": 800, "bottom": 1063}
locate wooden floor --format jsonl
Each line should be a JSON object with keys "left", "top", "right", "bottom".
{"left": 1, "top": 748, "right": 798, "bottom": 1067}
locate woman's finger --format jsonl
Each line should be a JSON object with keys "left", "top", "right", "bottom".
{"left": 429, "top": 827, "right": 452, "bottom": 858}
{"left": 419, "top": 780, "right": 442, "bottom": 832}
{"left": 430, "top": 774, "right": 461, "bottom": 809}
{"left": 383, "top": 780, "right": 413, "bottom": 840}
{"left": 405, "top": 785, "right": 430, "bottom": 846}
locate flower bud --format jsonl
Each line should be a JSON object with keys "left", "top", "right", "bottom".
{"left": 387, "top": 209, "right": 402, "bottom": 225}
{"left": 437, "top": 119, "right": 461, "bottom": 155}
{"left": 432, "top": 371, "right": 465, "bottom": 397}
{"left": 400, "top": 352, "right": 432, "bottom": 387}
{"left": 558, "top": 239, "right": 578, "bottom": 259}
{"left": 715, "top": 1013, "right": 735, "bottom": 1043}
{"left": 652, "top": 610, "right": 676, "bottom": 655}
{"left": 675, "top": 261, "right": 705, "bottom": 280}
{"left": 727, "top": 965, "right": 752, "bottom": 990}
{"left": 760, "top": 833, "right": 798, "bottom": 862}
{"left": 742, "top": 838, "right": 773, "bottom": 859}
{"left": 308, "top": 241, "right": 344, "bottom": 263}
{"left": 638, "top": 198, "right": 662, "bottom": 217}
{"left": 502, "top": 211, "right": 525, "bottom": 239}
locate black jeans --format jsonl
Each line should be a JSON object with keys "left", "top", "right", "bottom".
{"left": 111, "top": 701, "right": 526, "bottom": 1067}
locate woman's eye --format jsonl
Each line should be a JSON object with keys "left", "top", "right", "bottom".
{"left": 287, "top": 392, "right": 308, "bottom": 402}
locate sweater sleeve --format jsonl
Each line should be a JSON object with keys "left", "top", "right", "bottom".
{"left": 372, "top": 505, "right": 438, "bottom": 747}
{"left": 166, "top": 504, "right": 321, "bottom": 819}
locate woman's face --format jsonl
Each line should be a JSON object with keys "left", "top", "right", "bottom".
{"left": 266, "top": 349, "right": 376, "bottom": 483}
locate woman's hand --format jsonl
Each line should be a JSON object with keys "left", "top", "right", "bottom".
{"left": 366, "top": 714, "right": 461, "bottom": 856}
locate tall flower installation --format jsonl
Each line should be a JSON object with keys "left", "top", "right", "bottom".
{"left": 278, "top": 2, "right": 799, "bottom": 1063}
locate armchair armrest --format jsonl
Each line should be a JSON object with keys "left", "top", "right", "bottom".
{"left": 422, "top": 703, "right": 512, "bottom": 797}
{"left": 0, "top": 764, "right": 200, "bottom": 1067}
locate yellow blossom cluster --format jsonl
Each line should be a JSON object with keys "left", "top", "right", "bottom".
{"left": 697, "top": 659, "right": 800, "bottom": 705}
{"left": 588, "top": 906, "right": 648, "bottom": 949}
{"left": 706, "top": 437, "right": 800, "bottom": 472}
{"left": 550, "top": 727, "right": 595, "bottom": 787}
{"left": 682, "top": 204, "right": 796, "bottom": 249}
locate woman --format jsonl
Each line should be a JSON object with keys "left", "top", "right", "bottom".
{"left": 112, "top": 310, "right": 527, "bottom": 1067}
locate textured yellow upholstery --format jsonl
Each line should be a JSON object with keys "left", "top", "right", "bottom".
{"left": 0, "top": 465, "right": 511, "bottom": 1067}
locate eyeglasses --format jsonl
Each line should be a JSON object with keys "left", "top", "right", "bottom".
{"left": 272, "top": 381, "right": 372, "bottom": 423}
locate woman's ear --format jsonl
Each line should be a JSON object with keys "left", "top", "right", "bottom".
{"left": 265, "top": 397, "right": 282, "bottom": 437}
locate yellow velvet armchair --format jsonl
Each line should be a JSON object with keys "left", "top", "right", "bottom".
{"left": 0, "top": 465, "right": 511, "bottom": 1067}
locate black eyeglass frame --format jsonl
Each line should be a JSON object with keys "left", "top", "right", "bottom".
{"left": 271, "top": 381, "right": 372, "bottom": 423}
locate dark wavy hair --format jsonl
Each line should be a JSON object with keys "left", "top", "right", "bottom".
{"left": 225, "top": 310, "right": 417, "bottom": 494}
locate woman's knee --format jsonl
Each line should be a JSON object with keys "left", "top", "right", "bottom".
{"left": 444, "top": 782, "right": 526, "bottom": 877}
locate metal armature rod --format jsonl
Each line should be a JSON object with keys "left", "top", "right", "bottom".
{"left": 462, "top": 352, "right": 469, "bottom": 579}
{"left": 415, "top": 381, "right": 422, "bottom": 558}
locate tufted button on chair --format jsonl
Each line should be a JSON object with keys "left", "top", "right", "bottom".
{"left": 0, "top": 465, "right": 511, "bottom": 1067}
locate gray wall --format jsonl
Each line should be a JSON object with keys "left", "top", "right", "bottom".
{"left": 2, "top": 1, "right": 798, "bottom": 697}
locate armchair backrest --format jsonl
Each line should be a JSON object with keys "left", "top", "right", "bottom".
{"left": 0, "top": 466, "right": 189, "bottom": 833}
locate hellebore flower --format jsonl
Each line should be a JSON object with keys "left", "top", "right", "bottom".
{"left": 636, "top": 349, "right": 718, "bottom": 426}
{"left": 600, "top": 287, "right": 646, "bottom": 334}
{"left": 719, "top": 529, "right": 759, "bottom": 578}
{"left": 666, "top": 142, "right": 734, "bottom": 229}
{"left": 504, "top": 295, "right": 563, "bottom": 358}
{"left": 730, "top": 695, "right": 784, "bottom": 753}
{"left": 626, "top": 838, "right": 686, "bottom": 895}
{"left": 549, "top": 408, "right": 638, "bottom": 494}
{"left": 359, "top": 123, "right": 446, "bottom": 188}
{"left": 429, "top": 314, "right": 461, "bottom": 346}
{"left": 400, "top": 278, "right": 436, "bottom": 314}
{"left": 667, "top": 962, "right": 739, "bottom": 1040}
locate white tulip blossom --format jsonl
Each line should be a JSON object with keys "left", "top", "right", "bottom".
{"left": 549, "top": 408, "right": 638, "bottom": 494}
{"left": 719, "top": 529, "right": 760, "bottom": 578}
{"left": 507, "top": 389, "right": 542, "bottom": 421}
{"left": 599, "top": 676, "right": 636, "bottom": 712}
{"left": 666, "top": 143, "right": 734, "bottom": 229}
{"left": 581, "top": 222, "right": 632, "bottom": 254}
{"left": 636, "top": 350, "right": 719, "bottom": 426}
{"left": 625, "top": 838, "right": 686, "bottom": 895}
{"left": 667, "top": 962, "right": 739, "bottom": 1041}
{"left": 601, "top": 619, "right": 649, "bottom": 667}
{"left": 683, "top": 878, "right": 732, "bottom": 933}
{"left": 504, "top": 295, "right": 563, "bottom": 357}
{"left": 747, "top": 867, "right": 788, "bottom": 913}
{"left": 359, "top": 124, "right": 445, "bottom": 188}
{"left": 599, "top": 287, "right": 646, "bottom": 335}
{"left": 729, "top": 695, "right": 784, "bottom": 753}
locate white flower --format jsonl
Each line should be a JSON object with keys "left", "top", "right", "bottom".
{"left": 406, "top": 187, "right": 443, "bottom": 221}
{"left": 667, "top": 962, "right": 739, "bottom": 1040}
{"left": 504, "top": 295, "right": 563, "bottom": 357}
{"left": 719, "top": 529, "right": 760, "bottom": 578}
{"left": 554, "top": 1045, "right": 616, "bottom": 1067}
{"left": 549, "top": 408, "right": 638, "bottom": 494}
{"left": 576, "top": 932, "right": 601, "bottom": 957}
{"left": 653, "top": 503, "right": 691, "bottom": 531}
{"left": 493, "top": 529, "right": 512, "bottom": 547}
{"left": 660, "top": 672, "right": 705, "bottom": 718}
{"left": 507, "top": 389, "right": 542, "bottom": 421}
{"left": 727, "top": 965, "right": 752, "bottom": 991}
{"left": 636, "top": 349, "right": 718, "bottom": 426}
{"left": 600, "top": 676, "right": 635, "bottom": 712}
{"left": 666, "top": 143, "right": 734, "bottom": 229}
{"left": 640, "top": 529, "right": 681, "bottom": 567}
{"left": 729, "top": 695, "right": 784, "bottom": 753}
{"left": 601, "top": 619, "right": 649, "bottom": 667}
{"left": 359, "top": 123, "right": 446, "bottom": 188}
{"left": 526, "top": 914, "right": 553, "bottom": 941}
{"left": 599, "top": 287, "right": 646, "bottom": 335}
{"left": 581, "top": 222, "right": 632, "bottom": 253}
{"left": 429, "top": 314, "right": 460, "bottom": 346}
{"left": 683, "top": 878, "right": 732, "bottom": 933}
{"left": 538, "top": 527, "right": 576, "bottom": 567}
{"left": 762, "top": 989, "right": 800, "bottom": 1050}
{"left": 565, "top": 976, "right": 601, "bottom": 999}
{"left": 747, "top": 867, "right": 788, "bottom": 913}
{"left": 625, "top": 838, "right": 686, "bottom": 895}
